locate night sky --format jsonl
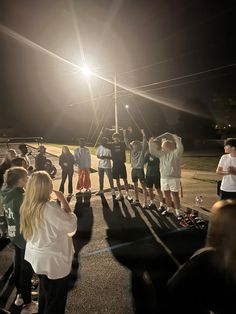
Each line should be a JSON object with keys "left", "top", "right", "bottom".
{"left": 0, "top": 0, "right": 236, "bottom": 141}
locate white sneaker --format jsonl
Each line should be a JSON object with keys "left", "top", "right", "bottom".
{"left": 175, "top": 209, "right": 182, "bottom": 218}
{"left": 115, "top": 193, "right": 123, "bottom": 201}
{"left": 21, "top": 301, "right": 38, "bottom": 314}
{"left": 142, "top": 203, "right": 148, "bottom": 209}
{"left": 15, "top": 294, "right": 24, "bottom": 306}
{"left": 161, "top": 207, "right": 173, "bottom": 215}
{"left": 125, "top": 194, "right": 133, "bottom": 202}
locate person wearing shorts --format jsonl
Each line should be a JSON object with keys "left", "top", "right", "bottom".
{"left": 145, "top": 152, "right": 165, "bottom": 210}
{"left": 104, "top": 133, "right": 132, "bottom": 201}
{"left": 149, "top": 134, "right": 183, "bottom": 218}
{"left": 124, "top": 129, "right": 148, "bottom": 208}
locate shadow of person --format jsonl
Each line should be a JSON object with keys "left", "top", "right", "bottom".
{"left": 68, "top": 196, "right": 93, "bottom": 290}
{"left": 101, "top": 195, "right": 178, "bottom": 314}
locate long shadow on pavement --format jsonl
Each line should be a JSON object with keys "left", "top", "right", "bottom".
{"left": 69, "top": 193, "right": 94, "bottom": 290}
{"left": 101, "top": 195, "right": 178, "bottom": 314}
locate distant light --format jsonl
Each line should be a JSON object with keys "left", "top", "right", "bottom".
{"left": 125, "top": 104, "right": 129, "bottom": 109}
{"left": 81, "top": 65, "right": 92, "bottom": 76}
{"left": 228, "top": 124, "right": 231, "bottom": 127}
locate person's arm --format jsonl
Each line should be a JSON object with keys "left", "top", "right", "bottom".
{"left": 59, "top": 155, "right": 63, "bottom": 168}
{"left": 172, "top": 134, "right": 184, "bottom": 157}
{"left": 141, "top": 129, "right": 148, "bottom": 153}
{"left": 53, "top": 190, "right": 72, "bottom": 213}
{"left": 123, "top": 129, "right": 132, "bottom": 150}
{"left": 148, "top": 138, "right": 162, "bottom": 158}
{"left": 216, "top": 155, "right": 229, "bottom": 175}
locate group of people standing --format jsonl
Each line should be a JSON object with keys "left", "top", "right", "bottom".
{"left": 57, "top": 129, "right": 184, "bottom": 218}
{"left": 0, "top": 135, "right": 236, "bottom": 314}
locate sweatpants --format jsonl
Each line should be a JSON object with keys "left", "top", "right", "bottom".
{"left": 14, "top": 245, "right": 33, "bottom": 304}
{"left": 77, "top": 168, "right": 91, "bottom": 191}
{"left": 98, "top": 168, "right": 114, "bottom": 191}
{"left": 38, "top": 275, "right": 69, "bottom": 314}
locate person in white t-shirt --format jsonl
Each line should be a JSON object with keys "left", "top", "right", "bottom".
{"left": 96, "top": 137, "right": 115, "bottom": 196}
{"left": 20, "top": 171, "right": 77, "bottom": 314}
{"left": 216, "top": 138, "right": 236, "bottom": 200}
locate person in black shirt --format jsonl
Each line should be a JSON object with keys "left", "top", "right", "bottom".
{"left": 35, "top": 146, "right": 47, "bottom": 171}
{"left": 105, "top": 133, "right": 132, "bottom": 201}
{"left": 164, "top": 200, "right": 236, "bottom": 314}
{"left": 59, "top": 146, "right": 74, "bottom": 196}
{"left": 145, "top": 150, "right": 165, "bottom": 210}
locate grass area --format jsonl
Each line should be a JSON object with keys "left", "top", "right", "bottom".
{"left": 47, "top": 143, "right": 131, "bottom": 162}
{"left": 46, "top": 143, "right": 219, "bottom": 171}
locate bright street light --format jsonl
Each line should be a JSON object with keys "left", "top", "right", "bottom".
{"left": 81, "top": 65, "right": 92, "bottom": 76}
{"left": 125, "top": 104, "right": 129, "bottom": 109}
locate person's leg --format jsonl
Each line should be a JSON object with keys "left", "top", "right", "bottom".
{"left": 139, "top": 170, "right": 148, "bottom": 207}
{"left": 134, "top": 182, "right": 139, "bottom": 201}
{"left": 98, "top": 168, "right": 105, "bottom": 191}
{"left": 13, "top": 245, "right": 21, "bottom": 296}
{"left": 84, "top": 169, "right": 91, "bottom": 191}
{"left": 68, "top": 171, "right": 73, "bottom": 195}
{"left": 105, "top": 168, "right": 114, "bottom": 189}
{"left": 41, "top": 275, "right": 69, "bottom": 314}
{"left": 77, "top": 169, "right": 83, "bottom": 191}
{"left": 149, "top": 188, "right": 155, "bottom": 201}
{"left": 38, "top": 275, "right": 47, "bottom": 314}
{"left": 116, "top": 179, "right": 122, "bottom": 193}
{"left": 156, "top": 188, "right": 164, "bottom": 203}
{"left": 20, "top": 250, "right": 33, "bottom": 305}
{"left": 170, "top": 179, "right": 181, "bottom": 217}
{"left": 164, "top": 190, "right": 172, "bottom": 208}
{"left": 59, "top": 170, "right": 67, "bottom": 194}
{"left": 140, "top": 182, "right": 148, "bottom": 206}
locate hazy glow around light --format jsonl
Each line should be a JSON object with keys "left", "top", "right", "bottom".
{"left": 125, "top": 104, "right": 129, "bottom": 109}
{"left": 82, "top": 65, "right": 92, "bottom": 76}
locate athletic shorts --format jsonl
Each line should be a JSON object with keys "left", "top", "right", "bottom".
{"left": 146, "top": 175, "right": 161, "bottom": 189}
{"left": 131, "top": 168, "right": 145, "bottom": 183}
{"left": 220, "top": 190, "right": 236, "bottom": 200}
{"left": 161, "top": 178, "right": 181, "bottom": 192}
{"left": 112, "top": 162, "right": 127, "bottom": 180}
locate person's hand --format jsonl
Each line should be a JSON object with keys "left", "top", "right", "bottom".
{"left": 149, "top": 137, "right": 155, "bottom": 142}
{"left": 53, "top": 190, "right": 65, "bottom": 202}
{"left": 140, "top": 129, "right": 145, "bottom": 136}
{"left": 228, "top": 166, "right": 236, "bottom": 175}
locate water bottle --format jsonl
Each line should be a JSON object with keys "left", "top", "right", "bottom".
{"left": 195, "top": 196, "right": 200, "bottom": 206}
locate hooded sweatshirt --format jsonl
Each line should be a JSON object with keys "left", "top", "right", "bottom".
{"left": 149, "top": 135, "right": 183, "bottom": 179}
{"left": 0, "top": 187, "right": 25, "bottom": 249}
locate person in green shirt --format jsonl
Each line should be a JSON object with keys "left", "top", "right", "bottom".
{"left": 1, "top": 167, "right": 38, "bottom": 313}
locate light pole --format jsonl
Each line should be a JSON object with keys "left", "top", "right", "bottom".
{"left": 82, "top": 65, "right": 119, "bottom": 133}
{"left": 114, "top": 73, "right": 118, "bottom": 133}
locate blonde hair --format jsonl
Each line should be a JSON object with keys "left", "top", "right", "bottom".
{"left": 20, "top": 171, "right": 52, "bottom": 240}
{"left": 206, "top": 200, "right": 236, "bottom": 279}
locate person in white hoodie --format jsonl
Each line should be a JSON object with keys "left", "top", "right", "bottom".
{"left": 74, "top": 138, "right": 91, "bottom": 192}
{"left": 20, "top": 171, "right": 77, "bottom": 314}
{"left": 149, "top": 134, "right": 183, "bottom": 218}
